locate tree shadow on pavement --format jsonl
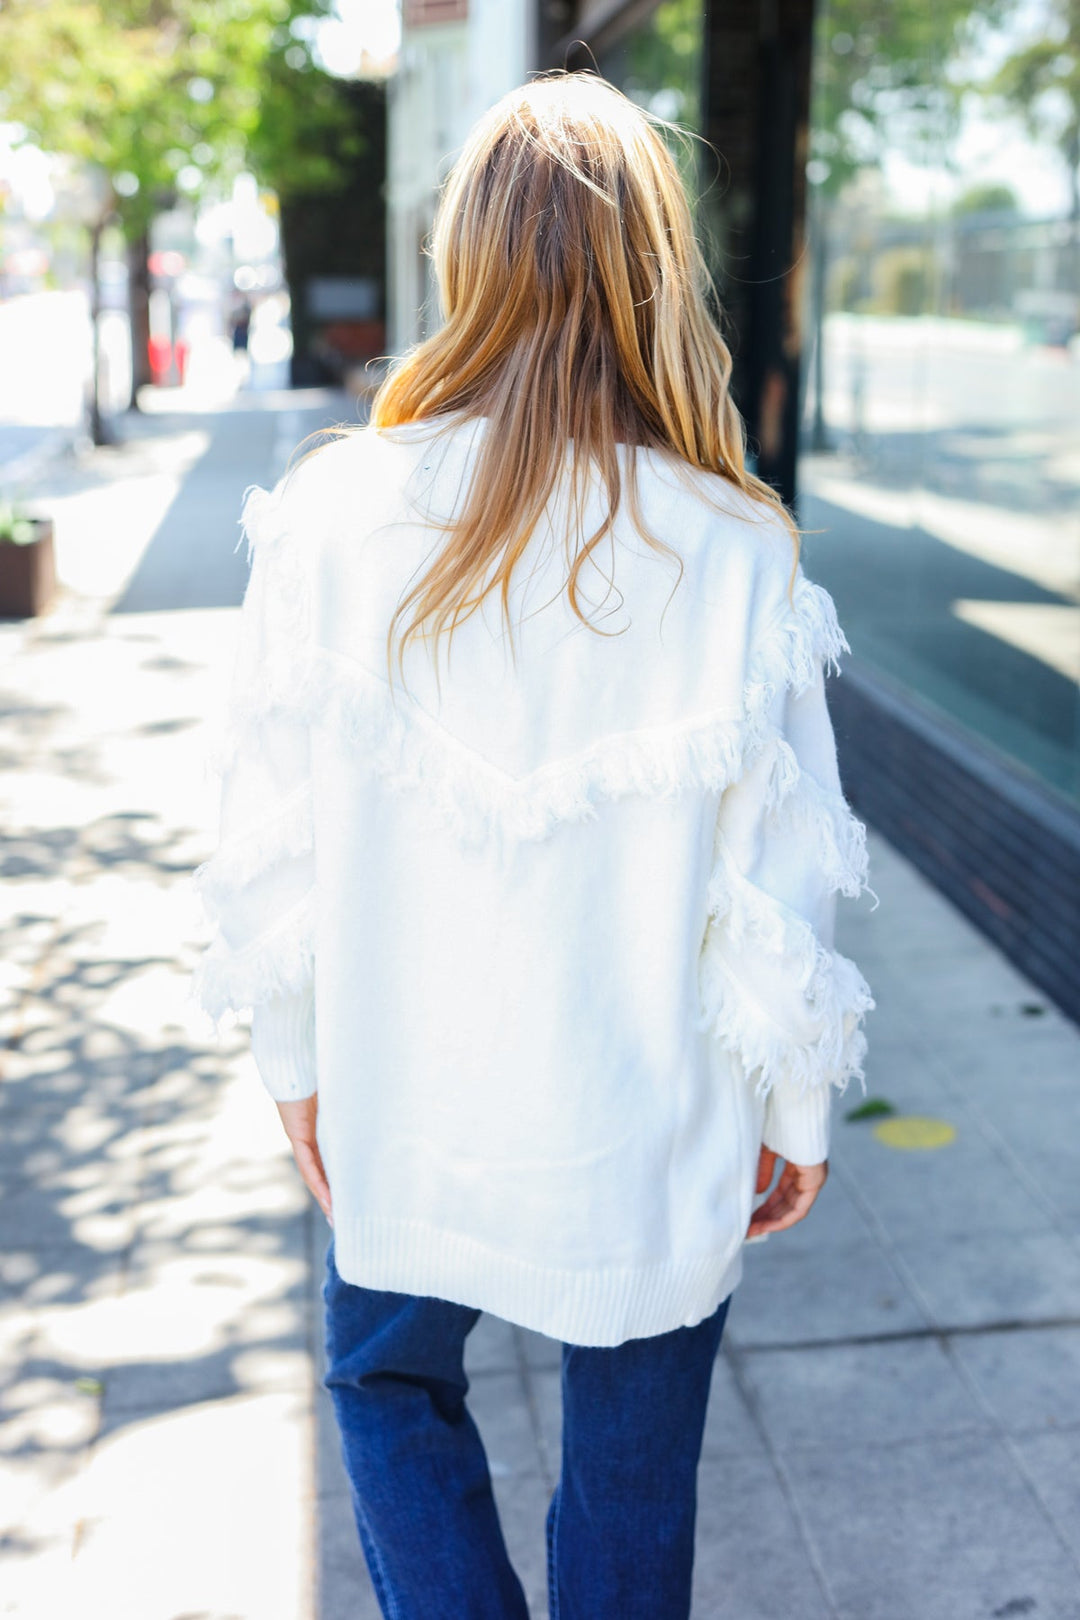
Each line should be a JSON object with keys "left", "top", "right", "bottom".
{"left": 0, "top": 554, "right": 315, "bottom": 1579}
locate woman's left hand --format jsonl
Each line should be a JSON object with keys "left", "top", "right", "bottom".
{"left": 746, "top": 1145, "right": 827, "bottom": 1238}
{"left": 275, "top": 1096, "right": 333, "bottom": 1224}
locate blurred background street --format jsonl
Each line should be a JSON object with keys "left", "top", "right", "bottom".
{"left": 2, "top": 1, "right": 1080, "bottom": 1617}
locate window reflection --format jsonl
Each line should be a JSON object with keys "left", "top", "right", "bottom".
{"left": 799, "top": 0, "right": 1080, "bottom": 803}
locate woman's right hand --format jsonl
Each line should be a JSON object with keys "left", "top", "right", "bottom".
{"left": 276, "top": 1095, "right": 333, "bottom": 1225}
{"left": 746, "top": 1145, "right": 828, "bottom": 1239}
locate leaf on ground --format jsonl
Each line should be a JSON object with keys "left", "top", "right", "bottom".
{"left": 844, "top": 1097, "right": 897, "bottom": 1121}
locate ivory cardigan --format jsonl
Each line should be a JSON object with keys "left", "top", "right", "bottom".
{"left": 193, "top": 414, "right": 874, "bottom": 1347}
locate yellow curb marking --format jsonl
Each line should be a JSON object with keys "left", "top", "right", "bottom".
{"left": 873, "top": 1115, "right": 957, "bottom": 1150}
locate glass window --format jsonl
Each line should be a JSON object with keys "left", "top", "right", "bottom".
{"left": 800, "top": 0, "right": 1080, "bottom": 806}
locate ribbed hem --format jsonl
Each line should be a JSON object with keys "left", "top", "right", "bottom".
{"left": 331, "top": 1213, "right": 744, "bottom": 1347}
{"left": 250, "top": 986, "right": 317, "bottom": 1101}
{"left": 761, "top": 1077, "right": 832, "bottom": 1165}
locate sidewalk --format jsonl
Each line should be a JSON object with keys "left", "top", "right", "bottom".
{"left": 2, "top": 399, "right": 1080, "bottom": 1620}
{"left": 0, "top": 391, "right": 346, "bottom": 1620}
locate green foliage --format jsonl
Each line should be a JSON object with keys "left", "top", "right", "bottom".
{"left": 872, "top": 246, "right": 931, "bottom": 314}
{"left": 990, "top": 0, "right": 1080, "bottom": 209}
{"left": 0, "top": 0, "right": 357, "bottom": 233}
{"left": 625, "top": 0, "right": 704, "bottom": 132}
{"left": 951, "top": 181, "right": 1021, "bottom": 215}
{"left": 0, "top": 501, "right": 40, "bottom": 545}
{"left": 810, "top": 0, "right": 1011, "bottom": 197}
{"left": 844, "top": 1096, "right": 898, "bottom": 1121}
{"left": 250, "top": 31, "right": 367, "bottom": 199}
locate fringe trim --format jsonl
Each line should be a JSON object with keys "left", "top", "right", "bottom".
{"left": 193, "top": 784, "right": 314, "bottom": 909}
{"left": 760, "top": 575, "right": 849, "bottom": 693}
{"left": 240, "top": 482, "right": 293, "bottom": 559}
{"left": 209, "top": 555, "right": 853, "bottom": 850}
{"left": 740, "top": 576, "right": 849, "bottom": 757}
{"left": 761, "top": 747, "right": 871, "bottom": 901}
{"left": 256, "top": 646, "right": 761, "bottom": 848}
{"left": 699, "top": 841, "right": 874, "bottom": 1099}
{"left": 191, "top": 890, "right": 315, "bottom": 1022}
{"left": 698, "top": 943, "right": 871, "bottom": 1100}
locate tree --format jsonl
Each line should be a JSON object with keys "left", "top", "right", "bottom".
{"left": 809, "top": 0, "right": 1012, "bottom": 200}
{"left": 952, "top": 181, "right": 1020, "bottom": 216}
{"left": 992, "top": 0, "right": 1080, "bottom": 252}
{"left": 623, "top": 0, "right": 704, "bottom": 132}
{"left": 0, "top": 0, "right": 357, "bottom": 426}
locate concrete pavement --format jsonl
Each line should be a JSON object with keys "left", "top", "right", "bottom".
{"left": 2, "top": 395, "right": 1079, "bottom": 1620}
{"left": 0, "top": 389, "right": 348, "bottom": 1620}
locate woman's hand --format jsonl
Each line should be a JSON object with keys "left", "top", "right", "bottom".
{"left": 275, "top": 1096, "right": 333, "bottom": 1224}
{"left": 746, "top": 1145, "right": 827, "bottom": 1239}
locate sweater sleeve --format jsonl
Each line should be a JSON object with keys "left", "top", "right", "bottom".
{"left": 192, "top": 477, "right": 318, "bottom": 1101}
{"left": 697, "top": 568, "right": 874, "bottom": 1166}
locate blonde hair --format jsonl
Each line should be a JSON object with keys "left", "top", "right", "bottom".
{"left": 370, "top": 71, "right": 799, "bottom": 685}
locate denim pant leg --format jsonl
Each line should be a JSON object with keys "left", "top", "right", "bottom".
{"left": 322, "top": 1240, "right": 530, "bottom": 1620}
{"left": 547, "top": 1293, "right": 733, "bottom": 1620}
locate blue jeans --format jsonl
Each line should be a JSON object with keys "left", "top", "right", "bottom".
{"left": 322, "top": 1239, "right": 732, "bottom": 1619}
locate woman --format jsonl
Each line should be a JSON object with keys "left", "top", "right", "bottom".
{"left": 194, "top": 72, "right": 873, "bottom": 1620}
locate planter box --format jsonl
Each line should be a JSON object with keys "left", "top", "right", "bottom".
{"left": 0, "top": 519, "right": 56, "bottom": 618}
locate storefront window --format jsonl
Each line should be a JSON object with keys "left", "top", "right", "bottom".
{"left": 799, "top": 0, "right": 1080, "bottom": 805}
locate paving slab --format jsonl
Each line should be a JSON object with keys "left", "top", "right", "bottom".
{"left": 726, "top": 1232, "right": 931, "bottom": 1348}
{"left": 701, "top": 1351, "right": 775, "bottom": 1461}
{"left": 465, "top": 1310, "right": 521, "bottom": 1375}
{"left": 950, "top": 1325, "right": 1080, "bottom": 1435}
{"left": 738, "top": 1337, "right": 993, "bottom": 1452}
{"left": 483, "top": 1470, "right": 554, "bottom": 1618}
{"left": 781, "top": 1431, "right": 1080, "bottom": 1620}
{"left": 20, "top": 1388, "right": 313, "bottom": 1620}
{"left": 317, "top": 1482, "right": 382, "bottom": 1620}
{"left": 835, "top": 1092, "right": 1052, "bottom": 1237}
{"left": 884, "top": 1225, "right": 1080, "bottom": 1330}
{"left": 930, "top": 1018, "right": 1080, "bottom": 1100}
{"left": 517, "top": 1327, "right": 562, "bottom": 1372}
{"left": 692, "top": 1449, "right": 834, "bottom": 1620}
{"left": 961, "top": 1104, "right": 1080, "bottom": 1227}
{"left": 1010, "top": 1431, "right": 1080, "bottom": 1566}
{"left": 466, "top": 1369, "right": 542, "bottom": 1483}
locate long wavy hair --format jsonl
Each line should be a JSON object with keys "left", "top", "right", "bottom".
{"left": 370, "top": 71, "right": 799, "bottom": 685}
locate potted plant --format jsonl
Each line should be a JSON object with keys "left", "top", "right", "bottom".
{"left": 0, "top": 501, "right": 56, "bottom": 618}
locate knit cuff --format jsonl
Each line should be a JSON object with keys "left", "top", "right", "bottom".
{"left": 250, "top": 985, "right": 317, "bottom": 1101}
{"left": 760, "top": 1075, "right": 831, "bottom": 1166}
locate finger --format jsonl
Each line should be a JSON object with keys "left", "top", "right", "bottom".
{"left": 293, "top": 1141, "right": 333, "bottom": 1223}
{"left": 745, "top": 1185, "right": 791, "bottom": 1237}
{"left": 746, "top": 1188, "right": 795, "bottom": 1237}
{"left": 755, "top": 1147, "right": 778, "bottom": 1195}
{"left": 748, "top": 1181, "right": 818, "bottom": 1236}
{"left": 747, "top": 1172, "right": 806, "bottom": 1230}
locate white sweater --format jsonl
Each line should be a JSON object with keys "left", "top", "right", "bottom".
{"left": 193, "top": 415, "right": 873, "bottom": 1347}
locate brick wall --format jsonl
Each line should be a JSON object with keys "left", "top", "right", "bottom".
{"left": 830, "top": 664, "right": 1080, "bottom": 1025}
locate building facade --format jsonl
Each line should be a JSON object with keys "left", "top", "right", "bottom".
{"left": 387, "top": 0, "right": 1080, "bottom": 1023}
